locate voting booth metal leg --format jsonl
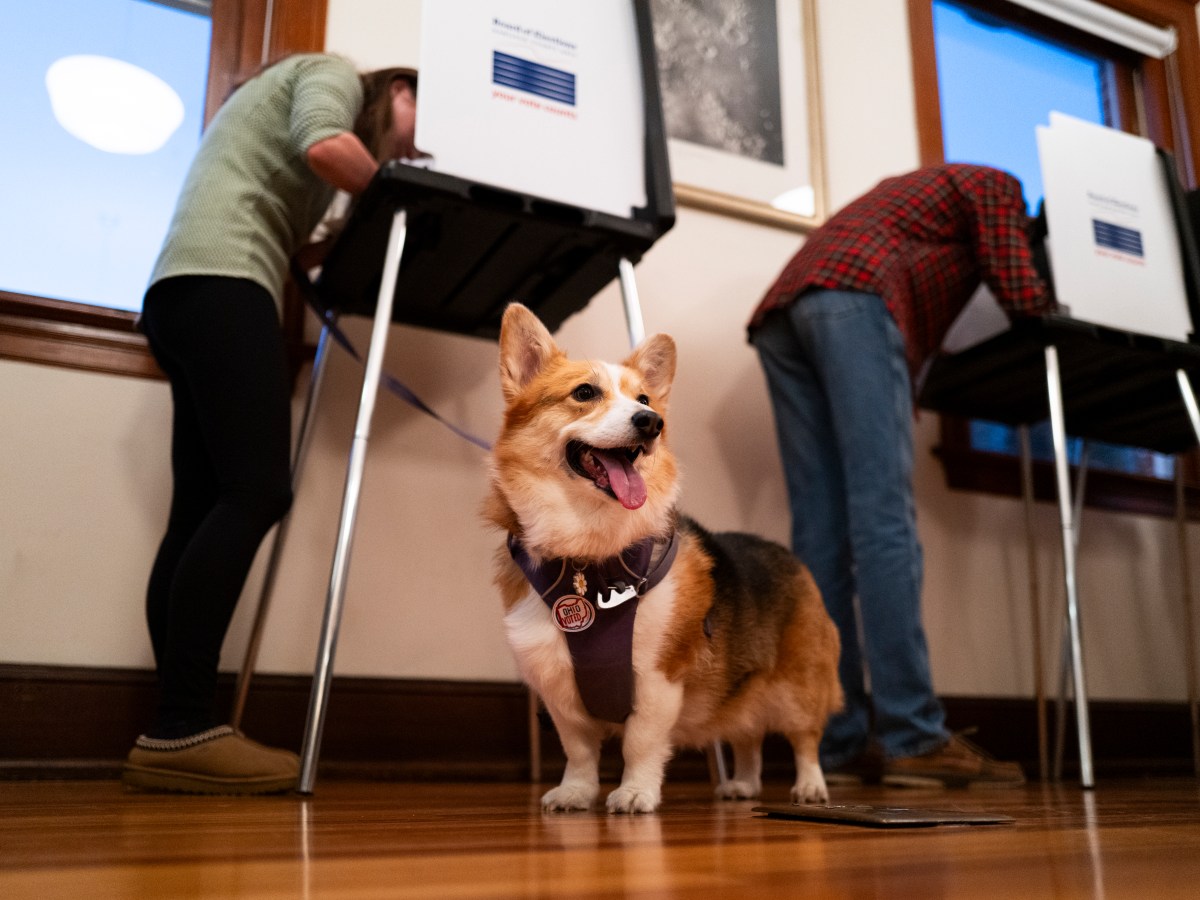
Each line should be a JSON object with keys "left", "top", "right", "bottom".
{"left": 1018, "top": 425, "right": 1049, "bottom": 782}
{"left": 1173, "top": 369, "right": 1200, "bottom": 776}
{"left": 231, "top": 324, "right": 335, "bottom": 729}
{"left": 1045, "top": 345, "right": 1094, "bottom": 788}
{"left": 615, "top": 256, "right": 728, "bottom": 787}
{"left": 1052, "top": 443, "right": 1088, "bottom": 782}
{"left": 298, "top": 209, "right": 409, "bottom": 795}
{"left": 617, "top": 258, "right": 646, "bottom": 347}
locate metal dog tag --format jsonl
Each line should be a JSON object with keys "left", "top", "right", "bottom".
{"left": 551, "top": 594, "right": 596, "bottom": 632}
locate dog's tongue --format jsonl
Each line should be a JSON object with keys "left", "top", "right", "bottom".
{"left": 591, "top": 448, "right": 647, "bottom": 510}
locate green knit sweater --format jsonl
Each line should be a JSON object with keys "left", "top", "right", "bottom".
{"left": 149, "top": 54, "right": 363, "bottom": 312}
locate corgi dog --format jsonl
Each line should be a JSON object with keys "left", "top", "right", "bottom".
{"left": 484, "top": 303, "right": 842, "bottom": 814}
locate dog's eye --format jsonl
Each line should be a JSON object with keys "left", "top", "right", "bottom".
{"left": 572, "top": 383, "right": 598, "bottom": 402}
{"left": 637, "top": 394, "right": 651, "bottom": 407}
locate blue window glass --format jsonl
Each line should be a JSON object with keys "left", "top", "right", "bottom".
{"left": 0, "top": 0, "right": 211, "bottom": 313}
{"left": 933, "top": 0, "right": 1105, "bottom": 214}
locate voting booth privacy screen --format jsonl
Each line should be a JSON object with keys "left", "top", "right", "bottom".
{"left": 415, "top": 0, "right": 649, "bottom": 220}
{"left": 1037, "top": 112, "right": 1197, "bottom": 343}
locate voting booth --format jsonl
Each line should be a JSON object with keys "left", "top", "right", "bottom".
{"left": 919, "top": 114, "right": 1200, "bottom": 787}
{"left": 232, "top": 0, "right": 676, "bottom": 793}
{"left": 315, "top": 1, "right": 673, "bottom": 342}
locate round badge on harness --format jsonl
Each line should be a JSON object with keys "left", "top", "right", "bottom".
{"left": 551, "top": 594, "right": 595, "bottom": 632}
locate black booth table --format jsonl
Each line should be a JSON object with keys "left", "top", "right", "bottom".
{"left": 920, "top": 315, "right": 1200, "bottom": 454}
{"left": 313, "top": 162, "right": 673, "bottom": 340}
{"left": 919, "top": 314, "right": 1200, "bottom": 786}
{"left": 228, "top": 157, "right": 676, "bottom": 794}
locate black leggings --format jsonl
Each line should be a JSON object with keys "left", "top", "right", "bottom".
{"left": 140, "top": 276, "right": 293, "bottom": 735}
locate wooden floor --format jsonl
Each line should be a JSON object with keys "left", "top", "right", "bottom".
{"left": 1, "top": 777, "right": 1198, "bottom": 898}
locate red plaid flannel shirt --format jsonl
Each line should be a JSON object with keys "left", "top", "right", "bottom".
{"left": 748, "top": 164, "right": 1054, "bottom": 377}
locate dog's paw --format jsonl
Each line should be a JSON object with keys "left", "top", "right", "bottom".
{"left": 541, "top": 783, "right": 598, "bottom": 812}
{"left": 791, "top": 770, "right": 830, "bottom": 805}
{"left": 606, "top": 785, "right": 661, "bottom": 814}
{"left": 715, "top": 779, "right": 762, "bottom": 801}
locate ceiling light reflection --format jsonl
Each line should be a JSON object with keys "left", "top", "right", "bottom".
{"left": 45, "top": 54, "right": 184, "bottom": 155}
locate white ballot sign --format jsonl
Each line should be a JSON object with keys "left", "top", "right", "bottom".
{"left": 415, "top": 0, "right": 648, "bottom": 219}
{"left": 1036, "top": 111, "right": 1192, "bottom": 343}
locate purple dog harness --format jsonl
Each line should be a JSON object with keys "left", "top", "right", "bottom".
{"left": 507, "top": 531, "right": 679, "bottom": 723}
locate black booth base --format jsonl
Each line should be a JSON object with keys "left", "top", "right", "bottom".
{"left": 920, "top": 315, "right": 1200, "bottom": 455}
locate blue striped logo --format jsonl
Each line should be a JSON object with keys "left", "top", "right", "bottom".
{"left": 492, "top": 51, "right": 576, "bottom": 106}
{"left": 1092, "top": 219, "right": 1143, "bottom": 257}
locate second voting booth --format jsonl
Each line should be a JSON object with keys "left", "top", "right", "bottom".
{"left": 921, "top": 113, "right": 1200, "bottom": 787}
{"left": 233, "top": 0, "right": 676, "bottom": 793}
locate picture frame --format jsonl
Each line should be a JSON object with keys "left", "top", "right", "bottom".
{"left": 650, "top": 0, "right": 826, "bottom": 232}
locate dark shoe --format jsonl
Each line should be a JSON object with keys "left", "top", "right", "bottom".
{"left": 883, "top": 733, "right": 1025, "bottom": 789}
{"left": 122, "top": 725, "right": 299, "bottom": 795}
{"left": 824, "top": 742, "right": 885, "bottom": 786}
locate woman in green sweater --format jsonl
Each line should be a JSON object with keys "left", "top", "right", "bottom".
{"left": 123, "top": 54, "right": 417, "bottom": 794}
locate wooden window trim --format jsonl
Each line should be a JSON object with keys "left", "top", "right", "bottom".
{"left": 0, "top": 0, "right": 327, "bottom": 381}
{"left": 909, "top": 0, "right": 1200, "bottom": 519}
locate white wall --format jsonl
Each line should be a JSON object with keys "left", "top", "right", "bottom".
{"left": 2, "top": 0, "right": 1197, "bottom": 703}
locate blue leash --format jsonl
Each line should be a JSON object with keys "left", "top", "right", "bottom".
{"left": 292, "top": 258, "right": 493, "bottom": 452}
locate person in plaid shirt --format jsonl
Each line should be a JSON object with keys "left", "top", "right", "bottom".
{"left": 749, "top": 164, "right": 1055, "bottom": 788}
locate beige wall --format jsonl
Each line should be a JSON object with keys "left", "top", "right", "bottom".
{"left": 1, "top": 0, "right": 1196, "bottom": 702}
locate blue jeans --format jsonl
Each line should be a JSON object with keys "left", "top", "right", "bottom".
{"left": 752, "top": 290, "right": 948, "bottom": 765}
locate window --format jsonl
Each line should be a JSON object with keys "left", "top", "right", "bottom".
{"left": 909, "top": 0, "right": 1200, "bottom": 518}
{"left": 933, "top": 0, "right": 1106, "bottom": 208}
{"left": 0, "top": 0, "right": 328, "bottom": 379}
{"left": 0, "top": 0, "right": 211, "bottom": 314}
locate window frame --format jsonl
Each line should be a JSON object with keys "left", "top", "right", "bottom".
{"left": 908, "top": 0, "right": 1200, "bottom": 519}
{"left": 0, "top": 0, "right": 327, "bottom": 381}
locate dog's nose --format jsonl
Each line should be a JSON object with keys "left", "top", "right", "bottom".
{"left": 633, "top": 409, "right": 663, "bottom": 440}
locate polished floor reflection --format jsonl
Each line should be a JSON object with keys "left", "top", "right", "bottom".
{"left": 1, "top": 778, "right": 1199, "bottom": 898}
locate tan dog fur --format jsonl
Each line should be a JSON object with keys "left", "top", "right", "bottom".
{"left": 484, "top": 303, "right": 841, "bottom": 813}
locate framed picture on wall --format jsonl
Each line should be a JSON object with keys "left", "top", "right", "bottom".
{"left": 650, "top": 0, "right": 826, "bottom": 231}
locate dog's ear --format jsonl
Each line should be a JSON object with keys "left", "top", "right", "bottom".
{"left": 499, "top": 303, "right": 560, "bottom": 401}
{"left": 627, "top": 333, "right": 676, "bottom": 404}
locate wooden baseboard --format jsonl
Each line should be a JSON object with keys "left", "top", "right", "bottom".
{"left": 0, "top": 664, "right": 532, "bottom": 781}
{"left": 1, "top": 664, "right": 1194, "bottom": 781}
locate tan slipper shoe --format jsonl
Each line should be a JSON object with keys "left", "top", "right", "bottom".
{"left": 122, "top": 725, "right": 299, "bottom": 795}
